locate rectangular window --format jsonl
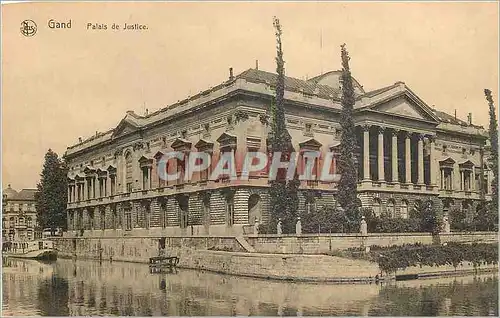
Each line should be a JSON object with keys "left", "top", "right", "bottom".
{"left": 443, "top": 169, "right": 452, "bottom": 190}
{"left": 226, "top": 199, "right": 234, "bottom": 226}
{"left": 142, "top": 168, "right": 150, "bottom": 190}
{"left": 110, "top": 176, "right": 116, "bottom": 195}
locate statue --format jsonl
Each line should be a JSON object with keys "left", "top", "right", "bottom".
{"left": 254, "top": 217, "right": 260, "bottom": 235}
{"left": 296, "top": 217, "right": 302, "bottom": 235}
{"left": 277, "top": 218, "right": 282, "bottom": 235}
{"left": 442, "top": 216, "right": 451, "bottom": 234}
{"left": 360, "top": 216, "right": 368, "bottom": 236}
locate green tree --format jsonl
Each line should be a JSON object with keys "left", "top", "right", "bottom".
{"left": 302, "top": 205, "right": 348, "bottom": 233}
{"left": 484, "top": 89, "right": 498, "bottom": 221}
{"left": 336, "top": 44, "right": 360, "bottom": 232}
{"left": 265, "top": 17, "right": 299, "bottom": 233}
{"left": 35, "top": 149, "right": 68, "bottom": 233}
{"left": 412, "top": 199, "right": 442, "bottom": 236}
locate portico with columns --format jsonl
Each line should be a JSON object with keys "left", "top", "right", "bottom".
{"left": 356, "top": 125, "right": 437, "bottom": 191}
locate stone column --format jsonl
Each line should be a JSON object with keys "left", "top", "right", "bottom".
{"left": 363, "top": 125, "right": 370, "bottom": 181}
{"left": 471, "top": 167, "right": 476, "bottom": 191}
{"left": 391, "top": 130, "right": 399, "bottom": 183}
{"left": 377, "top": 127, "right": 385, "bottom": 182}
{"left": 68, "top": 186, "right": 71, "bottom": 203}
{"left": 417, "top": 134, "right": 424, "bottom": 185}
{"left": 149, "top": 167, "right": 153, "bottom": 190}
{"left": 429, "top": 136, "right": 437, "bottom": 187}
{"left": 405, "top": 132, "right": 412, "bottom": 184}
{"left": 460, "top": 171, "right": 464, "bottom": 191}
{"left": 83, "top": 179, "right": 88, "bottom": 200}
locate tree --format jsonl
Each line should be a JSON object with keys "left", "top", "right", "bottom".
{"left": 484, "top": 89, "right": 498, "bottom": 219}
{"left": 412, "top": 199, "right": 442, "bottom": 236}
{"left": 35, "top": 149, "right": 68, "bottom": 233}
{"left": 265, "top": 17, "right": 299, "bottom": 234}
{"left": 336, "top": 44, "right": 360, "bottom": 232}
{"left": 302, "top": 206, "right": 347, "bottom": 233}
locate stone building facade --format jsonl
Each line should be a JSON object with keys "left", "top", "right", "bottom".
{"left": 64, "top": 68, "right": 493, "bottom": 236}
{"left": 2, "top": 185, "right": 40, "bottom": 241}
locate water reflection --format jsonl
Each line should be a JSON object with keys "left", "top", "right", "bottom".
{"left": 2, "top": 257, "right": 498, "bottom": 316}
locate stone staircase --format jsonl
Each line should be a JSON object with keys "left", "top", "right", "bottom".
{"left": 235, "top": 236, "right": 256, "bottom": 252}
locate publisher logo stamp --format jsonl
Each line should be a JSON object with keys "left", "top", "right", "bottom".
{"left": 20, "top": 20, "right": 37, "bottom": 37}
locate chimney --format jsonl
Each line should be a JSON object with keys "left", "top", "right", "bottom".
{"left": 145, "top": 108, "right": 149, "bottom": 116}
{"left": 78, "top": 137, "right": 82, "bottom": 143}
{"left": 229, "top": 67, "right": 234, "bottom": 81}
{"left": 468, "top": 113, "right": 472, "bottom": 125}
{"left": 95, "top": 131, "right": 98, "bottom": 136}
{"left": 255, "top": 60, "right": 259, "bottom": 70}
{"left": 454, "top": 109, "right": 457, "bottom": 119}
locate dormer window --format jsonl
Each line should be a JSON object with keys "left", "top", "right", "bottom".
{"left": 305, "top": 123, "right": 312, "bottom": 134}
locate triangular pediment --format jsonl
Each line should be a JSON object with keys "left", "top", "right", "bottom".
{"left": 359, "top": 85, "right": 440, "bottom": 123}
{"left": 299, "top": 138, "right": 322, "bottom": 149}
{"left": 106, "top": 165, "right": 117, "bottom": 173}
{"left": 373, "top": 95, "right": 438, "bottom": 122}
{"left": 439, "top": 157, "right": 456, "bottom": 165}
{"left": 83, "top": 166, "right": 96, "bottom": 174}
{"left": 96, "top": 168, "right": 108, "bottom": 175}
{"left": 195, "top": 139, "right": 214, "bottom": 149}
{"left": 153, "top": 151, "right": 165, "bottom": 159}
{"left": 111, "top": 115, "right": 141, "bottom": 139}
{"left": 171, "top": 138, "right": 192, "bottom": 150}
{"left": 216, "top": 132, "right": 237, "bottom": 143}
{"left": 459, "top": 159, "right": 475, "bottom": 168}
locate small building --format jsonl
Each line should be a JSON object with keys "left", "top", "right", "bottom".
{"left": 2, "top": 185, "right": 40, "bottom": 241}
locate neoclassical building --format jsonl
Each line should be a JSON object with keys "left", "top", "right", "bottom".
{"left": 64, "top": 68, "right": 493, "bottom": 236}
{"left": 2, "top": 185, "right": 40, "bottom": 241}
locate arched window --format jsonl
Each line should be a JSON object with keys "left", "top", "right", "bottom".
{"left": 125, "top": 151, "right": 133, "bottom": 193}
{"left": 387, "top": 199, "right": 396, "bottom": 218}
{"left": 226, "top": 196, "right": 235, "bottom": 226}
{"left": 400, "top": 200, "right": 409, "bottom": 219}
{"left": 462, "top": 200, "right": 472, "bottom": 222}
{"left": 248, "top": 194, "right": 261, "bottom": 225}
{"left": 410, "top": 199, "right": 422, "bottom": 218}
{"left": 26, "top": 217, "right": 33, "bottom": 227}
{"left": 373, "top": 198, "right": 381, "bottom": 217}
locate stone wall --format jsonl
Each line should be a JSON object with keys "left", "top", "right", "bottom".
{"left": 53, "top": 236, "right": 381, "bottom": 282}
{"left": 245, "top": 232, "right": 498, "bottom": 254}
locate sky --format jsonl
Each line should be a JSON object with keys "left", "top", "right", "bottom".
{"left": 1, "top": 1, "right": 499, "bottom": 190}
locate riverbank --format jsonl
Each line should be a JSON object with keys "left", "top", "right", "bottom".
{"left": 53, "top": 234, "right": 498, "bottom": 283}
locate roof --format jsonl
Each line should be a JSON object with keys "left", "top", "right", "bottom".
{"left": 2, "top": 185, "right": 18, "bottom": 200}
{"left": 235, "top": 68, "right": 348, "bottom": 100}
{"left": 431, "top": 109, "right": 468, "bottom": 126}
{"left": 66, "top": 68, "right": 483, "bottom": 153}
{"left": 2, "top": 186, "right": 37, "bottom": 201}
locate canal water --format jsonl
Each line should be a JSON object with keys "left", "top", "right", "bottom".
{"left": 2, "top": 257, "right": 498, "bottom": 316}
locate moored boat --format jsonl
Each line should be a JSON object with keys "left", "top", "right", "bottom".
{"left": 2, "top": 240, "right": 58, "bottom": 261}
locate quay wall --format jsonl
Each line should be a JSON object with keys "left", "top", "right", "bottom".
{"left": 53, "top": 236, "right": 381, "bottom": 282}
{"left": 245, "top": 232, "right": 498, "bottom": 254}
{"left": 53, "top": 231, "right": 497, "bottom": 282}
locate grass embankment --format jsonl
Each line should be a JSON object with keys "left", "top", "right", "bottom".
{"left": 327, "top": 242, "right": 498, "bottom": 274}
